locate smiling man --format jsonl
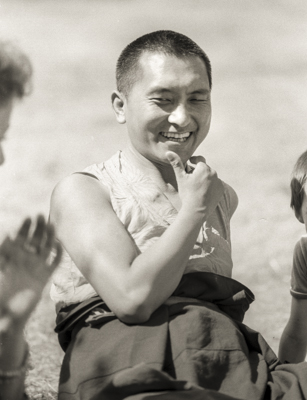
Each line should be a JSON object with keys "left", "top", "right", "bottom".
{"left": 112, "top": 50, "right": 212, "bottom": 166}
{"left": 50, "top": 31, "right": 307, "bottom": 400}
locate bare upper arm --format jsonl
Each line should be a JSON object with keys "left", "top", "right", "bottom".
{"left": 223, "top": 182, "right": 238, "bottom": 219}
{"left": 50, "top": 174, "right": 139, "bottom": 305}
{"left": 287, "top": 297, "right": 307, "bottom": 340}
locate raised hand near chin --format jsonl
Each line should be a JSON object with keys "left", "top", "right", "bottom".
{"left": 166, "top": 151, "right": 225, "bottom": 218}
{"left": 0, "top": 215, "right": 62, "bottom": 327}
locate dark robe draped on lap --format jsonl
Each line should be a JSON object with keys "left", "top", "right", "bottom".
{"left": 55, "top": 272, "right": 307, "bottom": 400}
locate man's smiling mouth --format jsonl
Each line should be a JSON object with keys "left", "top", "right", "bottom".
{"left": 160, "top": 132, "right": 193, "bottom": 142}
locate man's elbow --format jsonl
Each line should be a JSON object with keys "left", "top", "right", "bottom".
{"left": 103, "top": 283, "right": 156, "bottom": 324}
{"left": 115, "top": 299, "right": 152, "bottom": 325}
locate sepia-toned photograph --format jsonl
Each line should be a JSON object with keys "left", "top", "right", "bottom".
{"left": 0, "top": 1, "right": 306, "bottom": 398}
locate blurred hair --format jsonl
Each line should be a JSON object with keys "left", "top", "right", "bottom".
{"left": 0, "top": 40, "right": 33, "bottom": 106}
{"left": 116, "top": 30, "right": 212, "bottom": 97}
{"left": 290, "top": 150, "right": 307, "bottom": 216}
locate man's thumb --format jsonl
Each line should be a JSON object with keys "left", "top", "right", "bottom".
{"left": 166, "top": 151, "right": 184, "bottom": 172}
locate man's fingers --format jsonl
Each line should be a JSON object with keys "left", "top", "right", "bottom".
{"left": 0, "top": 236, "right": 13, "bottom": 260}
{"left": 44, "top": 224, "right": 55, "bottom": 251}
{"left": 189, "top": 156, "right": 214, "bottom": 175}
{"left": 50, "top": 241, "right": 62, "bottom": 270}
{"left": 29, "top": 215, "right": 46, "bottom": 250}
{"left": 40, "top": 224, "right": 56, "bottom": 259}
{"left": 166, "top": 151, "right": 185, "bottom": 174}
{"left": 189, "top": 155, "right": 207, "bottom": 166}
{"left": 15, "top": 218, "right": 32, "bottom": 245}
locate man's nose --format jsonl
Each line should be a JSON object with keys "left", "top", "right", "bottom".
{"left": 168, "top": 103, "right": 191, "bottom": 127}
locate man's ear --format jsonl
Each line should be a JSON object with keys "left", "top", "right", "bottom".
{"left": 295, "top": 209, "right": 304, "bottom": 224}
{"left": 111, "top": 90, "right": 126, "bottom": 124}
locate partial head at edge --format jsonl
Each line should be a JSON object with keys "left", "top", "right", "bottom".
{"left": 0, "top": 40, "right": 33, "bottom": 107}
{"left": 291, "top": 150, "right": 307, "bottom": 222}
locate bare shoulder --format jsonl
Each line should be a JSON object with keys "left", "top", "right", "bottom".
{"left": 296, "top": 236, "right": 307, "bottom": 263}
{"left": 50, "top": 173, "right": 111, "bottom": 225}
{"left": 222, "top": 181, "right": 239, "bottom": 218}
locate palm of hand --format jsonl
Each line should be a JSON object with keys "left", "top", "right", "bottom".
{"left": 0, "top": 244, "right": 51, "bottom": 322}
{"left": 0, "top": 216, "right": 62, "bottom": 325}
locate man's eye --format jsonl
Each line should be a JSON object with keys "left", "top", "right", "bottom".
{"left": 152, "top": 98, "right": 171, "bottom": 103}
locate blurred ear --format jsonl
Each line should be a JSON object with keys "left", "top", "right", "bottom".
{"left": 111, "top": 90, "right": 126, "bottom": 124}
{"left": 295, "top": 209, "right": 304, "bottom": 224}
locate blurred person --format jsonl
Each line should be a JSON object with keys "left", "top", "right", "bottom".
{"left": 0, "top": 40, "right": 32, "bottom": 164}
{"left": 279, "top": 150, "right": 307, "bottom": 363}
{"left": 0, "top": 40, "right": 62, "bottom": 400}
{"left": 50, "top": 31, "right": 307, "bottom": 399}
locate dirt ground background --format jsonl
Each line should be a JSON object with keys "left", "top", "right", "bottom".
{"left": 0, "top": 0, "right": 306, "bottom": 398}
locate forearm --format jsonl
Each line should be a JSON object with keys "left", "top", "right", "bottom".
{"left": 0, "top": 317, "right": 27, "bottom": 369}
{"left": 279, "top": 326, "right": 307, "bottom": 363}
{"left": 96, "top": 207, "right": 206, "bottom": 323}
{"left": 133, "top": 210, "right": 203, "bottom": 301}
{"left": 0, "top": 318, "right": 27, "bottom": 400}
{"left": 0, "top": 371, "right": 26, "bottom": 400}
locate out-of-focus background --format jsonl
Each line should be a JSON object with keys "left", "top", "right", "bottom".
{"left": 0, "top": 0, "right": 306, "bottom": 397}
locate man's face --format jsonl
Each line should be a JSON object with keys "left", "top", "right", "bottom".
{"left": 122, "top": 52, "right": 211, "bottom": 165}
{"left": 0, "top": 99, "right": 14, "bottom": 165}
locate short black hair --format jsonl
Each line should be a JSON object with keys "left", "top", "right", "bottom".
{"left": 0, "top": 41, "right": 32, "bottom": 105}
{"left": 116, "top": 30, "right": 212, "bottom": 97}
{"left": 290, "top": 150, "right": 307, "bottom": 216}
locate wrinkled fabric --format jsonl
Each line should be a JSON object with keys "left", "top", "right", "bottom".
{"left": 56, "top": 272, "right": 307, "bottom": 400}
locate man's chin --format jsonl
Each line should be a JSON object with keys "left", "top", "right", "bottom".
{"left": 165, "top": 148, "right": 191, "bottom": 163}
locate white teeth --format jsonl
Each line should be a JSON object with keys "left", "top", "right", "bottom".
{"left": 160, "top": 132, "right": 191, "bottom": 139}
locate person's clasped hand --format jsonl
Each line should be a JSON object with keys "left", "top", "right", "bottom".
{"left": 166, "top": 151, "right": 225, "bottom": 218}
